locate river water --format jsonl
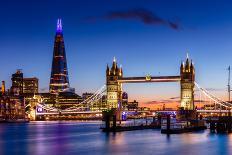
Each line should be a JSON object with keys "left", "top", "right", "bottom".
{"left": 0, "top": 121, "right": 232, "bottom": 155}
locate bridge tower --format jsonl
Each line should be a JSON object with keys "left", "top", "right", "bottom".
{"left": 180, "top": 54, "right": 195, "bottom": 110}
{"left": 106, "top": 58, "right": 123, "bottom": 109}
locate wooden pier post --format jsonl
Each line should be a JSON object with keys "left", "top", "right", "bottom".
{"left": 167, "top": 114, "right": 171, "bottom": 132}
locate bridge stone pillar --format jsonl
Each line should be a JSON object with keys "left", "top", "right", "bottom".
{"left": 180, "top": 55, "right": 195, "bottom": 110}
{"left": 106, "top": 58, "right": 123, "bottom": 110}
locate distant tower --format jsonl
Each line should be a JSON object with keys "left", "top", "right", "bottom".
{"left": 180, "top": 54, "right": 195, "bottom": 110}
{"left": 49, "top": 19, "right": 70, "bottom": 94}
{"left": 1, "top": 81, "right": 5, "bottom": 94}
{"left": 106, "top": 58, "right": 123, "bottom": 109}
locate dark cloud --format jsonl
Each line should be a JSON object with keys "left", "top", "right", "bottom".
{"left": 144, "top": 101, "right": 162, "bottom": 104}
{"left": 144, "top": 99, "right": 210, "bottom": 104}
{"left": 169, "top": 96, "right": 180, "bottom": 100}
{"left": 105, "top": 9, "right": 181, "bottom": 30}
{"left": 194, "top": 100, "right": 209, "bottom": 103}
{"left": 145, "top": 99, "right": 179, "bottom": 104}
{"left": 86, "top": 8, "right": 181, "bottom": 30}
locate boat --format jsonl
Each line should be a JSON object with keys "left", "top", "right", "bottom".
{"left": 0, "top": 118, "right": 6, "bottom": 123}
{"left": 6, "top": 118, "right": 30, "bottom": 123}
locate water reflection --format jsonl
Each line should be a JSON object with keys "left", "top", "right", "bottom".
{"left": 1, "top": 121, "right": 232, "bottom": 155}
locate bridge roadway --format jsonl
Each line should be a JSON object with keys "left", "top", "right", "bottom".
{"left": 156, "top": 110, "right": 232, "bottom": 113}
{"left": 36, "top": 110, "right": 153, "bottom": 115}
{"left": 196, "top": 109, "right": 232, "bottom": 113}
{"left": 36, "top": 109, "right": 232, "bottom": 116}
{"left": 117, "top": 76, "right": 181, "bottom": 83}
{"left": 36, "top": 111, "right": 102, "bottom": 115}
{"left": 155, "top": 110, "right": 232, "bottom": 113}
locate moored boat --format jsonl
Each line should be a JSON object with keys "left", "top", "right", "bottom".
{"left": 6, "top": 118, "right": 30, "bottom": 123}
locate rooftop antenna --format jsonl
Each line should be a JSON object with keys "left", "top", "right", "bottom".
{"left": 228, "top": 66, "right": 231, "bottom": 102}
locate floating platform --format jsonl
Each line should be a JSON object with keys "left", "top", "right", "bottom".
{"left": 1, "top": 119, "right": 30, "bottom": 123}
{"left": 161, "top": 126, "right": 206, "bottom": 134}
{"left": 101, "top": 124, "right": 160, "bottom": 132}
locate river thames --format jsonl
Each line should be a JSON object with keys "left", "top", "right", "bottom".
{"left": 0, "top": 121, "right": 232, "bottom": 155}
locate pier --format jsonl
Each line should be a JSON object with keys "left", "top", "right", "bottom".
{"left": 207, "top": 116, "right": 232, "bottom": 133}
{"left": 101, "top": 109, "right": 161, "bottom": 132}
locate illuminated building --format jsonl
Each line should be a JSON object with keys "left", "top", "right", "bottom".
{"left": 0, "top": 95, "right": 26, "bottom": 121}
{"left": 43, "top": 92, "right": 83, "bottom": 110}
{"left": 127, "top": 100, "right": 138, "bottom": 110}
{"left": 122, "top": 92, "right": 128, "bottom": 110}
{"left": 8, "top": 96, "right": 26, "bottom": 120}
{"left": 10, "top": 69, "right": 23, "bottom": 95}
{"left": 49, "top": 19, "right": 70, "bottom": 94}
{"left": 82, "top": 92, "right": 108, "bottom": 111}
{"left": 23, "top": 77, "right": 38, "bottom": 94}
{"left": 180, "top": 54, "right": 195, "bottom": 110}
{"left": 82, "top": 92, "right": 94, "bottom": 100}
{"left": 11, "top": 70, "right": 39, "bottom": 95}
{"left": 106, "top": 57, "right": 123, "bottom": 109}
{"left": 0, "top": 70, "right": 27, "bottom": 121}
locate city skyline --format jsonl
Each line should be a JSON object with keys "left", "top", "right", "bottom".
{"left": 1, "top": 0, "right": 232, "bottom": 107}
{"left": 1, "top": 1, "right": 232, "bottom": 155}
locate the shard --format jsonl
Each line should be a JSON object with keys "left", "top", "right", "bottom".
{"left": 49, "top": 19, "right": 69, "bottom": 94}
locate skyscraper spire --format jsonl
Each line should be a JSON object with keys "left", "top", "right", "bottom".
{"left": 56, "top": 18, "right": 62, "bottom": 33}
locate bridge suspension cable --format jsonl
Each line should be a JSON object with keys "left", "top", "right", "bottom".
{"left": 195, "top": 82, "right": 232, "bottom": 108}
{"left": 36, "top": 85, "right": 106, "bottom": 113}
{"left": 63, "top": 85, "right": 106, "bottom": 111}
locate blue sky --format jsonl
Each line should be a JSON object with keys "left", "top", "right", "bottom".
{"left": 0, "top": 0, "right": 232, "bottom": 102}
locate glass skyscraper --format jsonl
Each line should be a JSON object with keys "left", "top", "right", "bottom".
{"left": 49, "top": 19, "right": 70, "bottom": 94}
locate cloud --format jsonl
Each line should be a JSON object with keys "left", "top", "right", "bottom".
{"left": 145, "top": 99, "right": 179, "bottom": 104}
{"left": 144, "top": 99, "right": 209, "bottom": 104}
{"left": 169, "top": 96, "right": 180, "bottom": 100}
{"left": 87, "top": 8, "right": 181, "bottom": 30}
{"left": 106, "top": 9, "right": 180, "bottom": 30}
{"left": 194, "top": 100, "right": 209, "bottom": 103}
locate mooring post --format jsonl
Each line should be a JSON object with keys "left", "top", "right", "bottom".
{"left": 210, "top": 122, "right": 215, "bottom": 132}
{"left": 153, "top": 116, "right": 156, "bottom": 123}
{"left": 158, "top": 115, "right": 161, "bottom": 127}
{"left": 146, "top": 117, "right": 148, "bottom": 126}
{"left": 113, "top": 115, "right": 116, "bottom": 130}
{"left": 167, "top": 114, "right": 171, "bottom": 132}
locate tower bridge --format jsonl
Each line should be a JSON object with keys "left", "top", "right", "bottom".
{"left": 106, "top": 55, "right": 195, "bottom": 110}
